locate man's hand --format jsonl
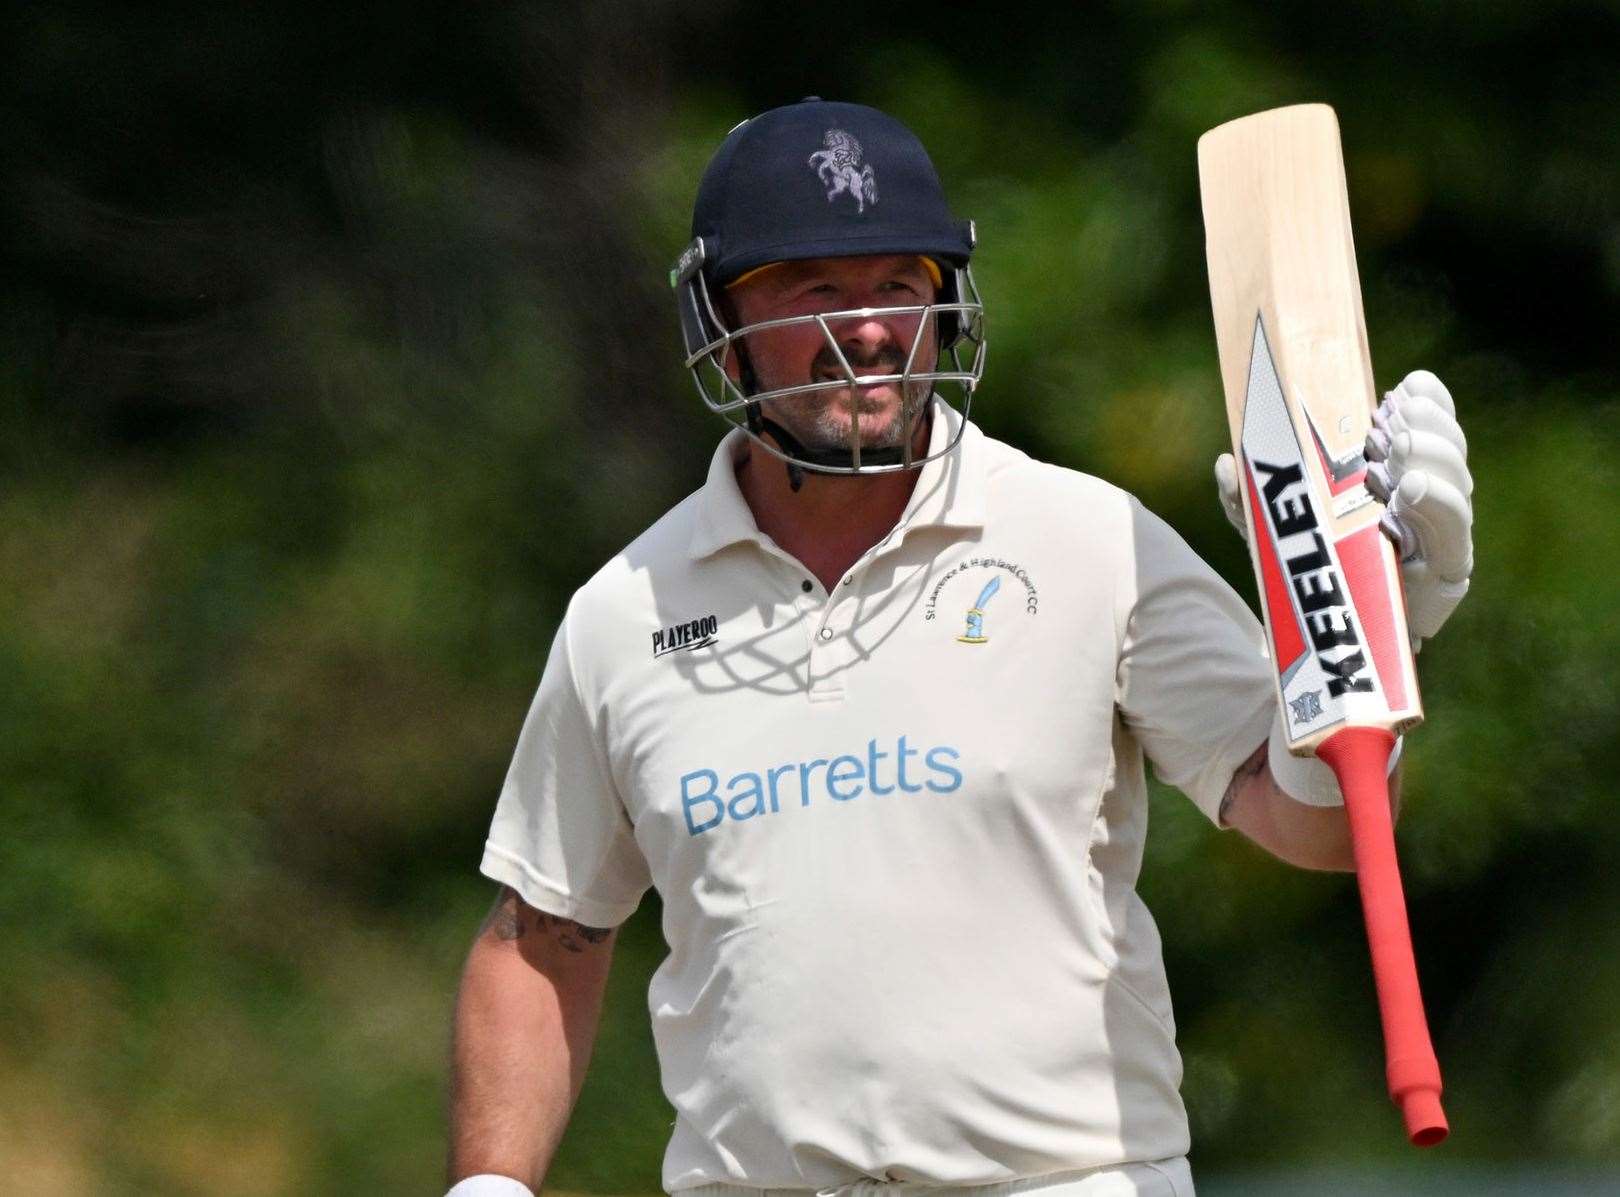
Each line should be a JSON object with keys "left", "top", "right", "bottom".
{"left": 1214, "top": 369, "right": 1474, "bottom": 652}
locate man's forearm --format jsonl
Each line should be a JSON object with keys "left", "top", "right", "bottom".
{"left": 448, "top": 890, "right": 616, "bottom": 1188}
{"left": 1221, "top": 740, "right": 1403, "bottom": 872}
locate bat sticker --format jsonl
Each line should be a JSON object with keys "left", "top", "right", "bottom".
{"left": 1239, "top": 316, "right": 1381, "bottom": 745}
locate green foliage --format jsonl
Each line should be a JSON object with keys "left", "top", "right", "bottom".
{"left": 2, "top": 1, "right": 1617, "bottom": 1191}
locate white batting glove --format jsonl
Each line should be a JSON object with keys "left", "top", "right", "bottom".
{"left": 1213, "top": 369, "right": 1473, "bottom": 653}
{"left": 1213, "top": 452, "right": 1247, "bottom": 535}
{"left": 1363, "top": 371, "right": 1473, "bottom": 652}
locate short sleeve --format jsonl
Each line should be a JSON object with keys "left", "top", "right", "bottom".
{"left": 1114, "top": 496, "right": 1277, "bottom": 823}
{"left": 480, "top": 613, "right": 652, "bottom": 926}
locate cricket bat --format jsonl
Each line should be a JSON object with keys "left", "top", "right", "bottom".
{"left": 1197, "top": 103, "right": 1447, "bottom": 1146}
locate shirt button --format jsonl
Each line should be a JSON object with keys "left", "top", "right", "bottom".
{"left": 801, "top": 579, "right": 813, "bottom": 593}
{"left": 843, "top": 576, "right": 854, "bottom": 586}
{"left": 819, "top": 627, "right": 833, "bottom": 641}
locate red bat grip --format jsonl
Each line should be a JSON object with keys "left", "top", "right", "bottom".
{"left": 1316, "top": 726, "right": 1449, "bottom": 1147}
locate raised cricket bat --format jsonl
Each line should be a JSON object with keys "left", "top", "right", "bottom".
{"left": 1198, "top": 103, "right": 1447, "bottom": 1146}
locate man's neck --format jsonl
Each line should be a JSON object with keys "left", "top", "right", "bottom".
{"left": 736, "top": 448, "right": 922, "bottom": 592}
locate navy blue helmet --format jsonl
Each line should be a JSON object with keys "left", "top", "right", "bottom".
{"left": 671, "top": 98, "right": 985, "bottom": 482}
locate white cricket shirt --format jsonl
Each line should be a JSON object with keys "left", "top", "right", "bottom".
{"left": 481, "top": 404, "right": 1277, "bottom": 1189}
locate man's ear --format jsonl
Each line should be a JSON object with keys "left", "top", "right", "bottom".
{"left": 715, "top": 290, "right": 749, "bottom": 384}
{"left": 715, "top": 286, "right": 747, "bottom": 333}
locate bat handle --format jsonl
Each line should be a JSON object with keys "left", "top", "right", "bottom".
{"left": 1316, "top": 726, "right": 1449, "bottom": 1147}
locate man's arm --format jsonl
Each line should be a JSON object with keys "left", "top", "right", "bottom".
{"left": 447, "top": 885, "right": 617, "bottom": 1190}
{"left": 1217, "top": 740, "right": 1402, "bottom": 872}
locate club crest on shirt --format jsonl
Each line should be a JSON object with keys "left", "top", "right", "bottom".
{"left": 924, "top": 556, "right": 1040, "bottom": 643}
{"left": 955, "top": 576, "right": 1000, "bottom": 643}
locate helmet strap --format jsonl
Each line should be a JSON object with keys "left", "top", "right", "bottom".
{"left": 732, "top": 337, "right": 807, "bottom": 493}
{"left": 745, "top": 404, "right": 807, "bottom": 493}
{"left": 751, "top": 403, "right": 933, "bottom": 489}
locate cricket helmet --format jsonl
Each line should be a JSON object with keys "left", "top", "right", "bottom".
{"left": 670, "top": 98, "right": 985, "bottom": 482}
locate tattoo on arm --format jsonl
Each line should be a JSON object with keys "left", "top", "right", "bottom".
{"left": 481, "top": 886, "right": 614, "bottom": 952}
{"left": 1219, "top": 741, "right": 1269, "bottom": 826}
{"left": 486, "top": 890, "right": 526, "bottom": 940}
{"left": 538, "top": 913, "right": 612, "bottom": 953}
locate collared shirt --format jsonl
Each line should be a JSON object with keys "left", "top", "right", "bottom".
{"left": 481, "top": 404, "right": 1276, "bottom": 1189}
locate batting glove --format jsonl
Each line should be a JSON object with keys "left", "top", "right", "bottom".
{"left": 1214, "top": 369, "right": 1473, "bottom": 653}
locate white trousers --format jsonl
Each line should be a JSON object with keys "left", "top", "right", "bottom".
{"left": 674, "top": 1156, "right": 1194, "bottom": 1197}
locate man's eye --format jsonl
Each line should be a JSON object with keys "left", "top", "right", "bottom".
{"left": 881, "top": 280, "right": 920, "bottom": 294}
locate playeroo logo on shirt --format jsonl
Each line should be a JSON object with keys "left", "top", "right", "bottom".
{"left": 678, "top": 734, "right": 963, "bottom": 836}
{"left": 653, "top": 614, "right": 719, "bottom": 658}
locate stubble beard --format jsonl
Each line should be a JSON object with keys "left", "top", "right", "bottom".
{"left": 796, "top": 385, "right": 920, "bottom": 454}
{"left": 764, "top": 342, "right": 934, "bottom": 457}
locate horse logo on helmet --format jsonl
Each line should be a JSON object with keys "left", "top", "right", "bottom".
{"left": 808, "top": 129, "right": 878, "bottom": 214}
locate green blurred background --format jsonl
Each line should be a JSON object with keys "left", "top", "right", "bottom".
{"left": 3, "top": 2, "right": 1617, "bottom": 1193}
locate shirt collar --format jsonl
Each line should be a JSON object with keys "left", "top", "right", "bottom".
{"left": 687, "top": 400, "right": 987, "bottom": 561}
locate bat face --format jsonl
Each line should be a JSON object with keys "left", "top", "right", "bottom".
{"left": 1237, "top": 314, "right": 1418, "bottom": 744}
{"left": 1199, "top": 104, "right": 1422, "bottom": 752}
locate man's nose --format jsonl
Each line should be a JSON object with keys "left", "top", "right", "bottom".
{"left": 832, "top": 313, "right": 903, "bottom": 363}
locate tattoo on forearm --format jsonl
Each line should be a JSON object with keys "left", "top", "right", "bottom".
{"left": 481, "top": 887, "right": 613, "bottom": 951}
{"left": 1219, "top": 741, "right": 1269, "bottom": 825}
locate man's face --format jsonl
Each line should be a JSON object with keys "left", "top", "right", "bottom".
{"left": 726, "top": 254, "right": 940, "bottom": 456}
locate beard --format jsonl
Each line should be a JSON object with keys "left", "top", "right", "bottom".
{"left": 763, "top": 341, "right": 933, "bottom": 456}
{"left": 798, "top": 387, "right": 911, "bottom": 452}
